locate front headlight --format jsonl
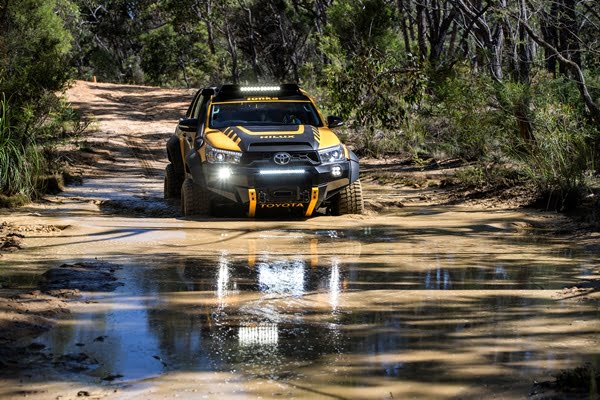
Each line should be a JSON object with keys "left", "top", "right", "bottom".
{"left": 318, "top": 145, "right": 345, "bottom": 164}
{"left": 206, "top": 144, "right": 242, "bottom": 164}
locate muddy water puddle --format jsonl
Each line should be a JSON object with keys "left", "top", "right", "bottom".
{"left": 1, "top": 203, "right": 599, "bottom": 399}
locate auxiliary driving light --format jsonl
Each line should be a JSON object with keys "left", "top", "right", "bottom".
{"left": 259, "top": 169, "right": 305, "bottom": 175}
{"left": 331, "top": 165, "right": 343, "bottom": 177}
{"left": 240, "top": 86, "right": 281, "bottom": 92}
{"left": 217, "top": 167, "right": 232, "bottom": 180}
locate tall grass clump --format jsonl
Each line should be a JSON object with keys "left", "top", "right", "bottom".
{"left": 405, "top": 65, "right": 516, "bottom": 163}
{"left": 0, "top": 96, "right": 44, "bottom": 199}
{"left": 514, "top": 77, "right": 596, "bottom": 210}
{"left": 519, "top": 105, "right": 593, "bottom": 209}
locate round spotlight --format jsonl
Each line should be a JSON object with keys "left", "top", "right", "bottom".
{"left": 331, "top": 165, "right": 342, "bottom": 177}
{"left": 217, "top": 167, "right": 232, "bottom": 180}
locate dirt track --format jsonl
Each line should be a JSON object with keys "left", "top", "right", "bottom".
{"left": 0, "top": 81, "right": 599, "bottom": 399}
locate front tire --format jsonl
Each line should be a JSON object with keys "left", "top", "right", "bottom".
{"left": 164, "top": 163, "right": 183, "bottom": 199}
{"left": 331, "top": 179, "right": 364, "bottom": 215}
{"left": 181, "top": 178, "right": 211, "bottom": 216}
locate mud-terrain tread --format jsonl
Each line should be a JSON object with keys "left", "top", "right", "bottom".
{"left": 164, "top": 163, "right": 182, "bottom": 199}
{"left": 332, "top": 179, "right": 364, "bottom": 215}
{"left": 181, "top": 178, "right": 211, "bottom": 216}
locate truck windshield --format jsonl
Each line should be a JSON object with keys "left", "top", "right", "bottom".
{"left": 209, "top": 101, "right": 322, "bottom": 128}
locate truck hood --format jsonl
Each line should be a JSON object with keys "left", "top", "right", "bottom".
{"left": 204, "top": 125, "right": 341, "bottom": 152}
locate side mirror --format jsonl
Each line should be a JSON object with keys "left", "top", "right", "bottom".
{"left": 179, "top": 118, "right": 198, "bottom": 133}
{"left": 327, "top": 116, "right": 344, "bottom": 128}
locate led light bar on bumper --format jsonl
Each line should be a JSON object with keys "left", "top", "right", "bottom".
{"left": 259, "top": 169, "right": 306, "bottom": 175}
{"left": 206, "top": 144, "right": 242, "bottom": 164}
{"left": 318, "top": 145, "right": 345, "bottom": 164}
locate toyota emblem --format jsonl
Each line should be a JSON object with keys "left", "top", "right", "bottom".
{"left": 273, "top": 152, "right": 291, "bottom": 165}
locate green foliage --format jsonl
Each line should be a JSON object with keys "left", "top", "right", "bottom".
{"left": 231, "top": 0, "right": 314, "bottom": 81}
{"left": 141, "top": 25, "right": 179, "bottom": 85}
{"left": 0, "top": 0, "right": 74, "bottom": 201}
{"left": 0, "top": 194, "right": 30, "bottom": 208}
{"left": 2, "top": 0, "right": 596, "bottom": 210}
{"left": 518, "top": 99, "right": 594, "bottom": 197}
{"left": 1, "top": 0, "right": 73, "bottom": 105}
{"left": 410, "top": 66, "right": 511, "bottom": 160}
{"left": 532, "top": 71, "right": 592, "bottom": 117}
{"left": 0, "top": 97, "right": 44, "bottom": 198}
{"left": 325, "top": 50, "right": 427, "bottom": 155}
{"left": 468, "top": 73, "right": 595, "bottom": 208}
{"left": 326, "top": 0, "right": 397, "bottom": 56}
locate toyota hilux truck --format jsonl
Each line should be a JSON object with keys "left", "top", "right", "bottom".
{"left": 164, "top": 84, "right": 363, "bottom": 217}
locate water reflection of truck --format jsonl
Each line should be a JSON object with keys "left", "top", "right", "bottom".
{"left": 143, "top": 238, "right": 361, "bottom": 371}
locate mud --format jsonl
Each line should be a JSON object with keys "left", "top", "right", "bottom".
{"left": 0, "top": 81, "right": 598, "bottom": 399}
{"left": 0, "top": 261, "right": 123, "bottom": 381}
{"left": 0, "top": 222, "right": 23, "bottom": 253}
{"left": 98, "top": 198, "right": 179, "bottom": 218}
{"left": 40, "top": 262, "right": 122, "bottom": 292}
{"left": 0, "top": 292, "right": 70, "bottom": 344}
{"left": 0, "top": 222, "right": 70, "bottom": 252}
{"left": 0, "top": 234, "right": 22, "bottom": 252}
{"left": 530, "top": 364, "right": 600, "bottom": 399}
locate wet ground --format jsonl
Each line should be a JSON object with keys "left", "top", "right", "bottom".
{"left": 0, "top": 82, "right": 599, "bottom": 399}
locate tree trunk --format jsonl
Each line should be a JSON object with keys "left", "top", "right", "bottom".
{"left": 398, "top": 0, "right": 411, "bottom": 53}
{"left": 416, "top": 2, "right": 428, "bottom": 61}
{"left": 428, "top": 5, "right": 455, "bottom": 66}
{"left": 518, "top": 16, "right": 600, "bottom": 126}
{"left": 447, "top": 20, "right": 458, "bottom": 58}
{"left": 205, "top": 0, "right": 216, "bottom": 55}
{"left": 224, "top": 21, "right": 239, "bottom": 84}
{"left": 240, "top": 2, "right": 260, "bottom": 81}
{"left": 178, "top": 56, "right": 190, "bottom": 88}
{"left": 563, "top": 0, "right": 581, "bottom": 68}
{"left": 540, "top": 5, "right": 558, "bottom": 75}
{"left": 517, "top": 0, "right": 531, "bottom": 84}
{"left": 489, "top": 0, "right": 507, "bottom": 83}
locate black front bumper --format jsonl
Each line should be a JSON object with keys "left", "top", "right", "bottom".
{"left": 203, "top": 162, "right": 350, "bottom": 205}
{"left": 185, "top": 149, "right": 359, "bottom": 216}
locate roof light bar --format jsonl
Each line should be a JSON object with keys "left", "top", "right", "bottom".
{"left": 259, "top": 169, "right": 305, "bottom": 175}
{"left": 240, "top": 86, "right": 281, "bottom": 92}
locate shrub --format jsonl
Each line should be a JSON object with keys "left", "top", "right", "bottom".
{"left": 516, "top": 101, "right": 594, "bottom": 209}
{"left": 0, "top": 97, "right": 45, "bottom": 198}
{"left": 419, "top": 67, "right": 513, "bottom": 161}
{"left": 0, "top": 0, "right": 74, "bottom": 203}
{"left": 325, "top": 50, "right": 428, "bottom": 156}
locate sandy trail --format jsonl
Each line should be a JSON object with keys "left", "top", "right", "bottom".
{"left": 0, "top": 81, "right": 598, "bottom": 400}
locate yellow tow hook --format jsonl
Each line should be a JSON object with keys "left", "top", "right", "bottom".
{"left": 305, "top": 187, "right": 319, "bottom": 217}
{"left": 248, "top": 188, "right": 257, "bottom": 217}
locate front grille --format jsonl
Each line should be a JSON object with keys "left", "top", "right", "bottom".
{"left": 255, "top": 173, "right": 311, "bottom": 203}
{"left": 242, "top": 151, "right": 319, "bottom": 165}
{"left": 258, "top": 188, "right": 311, "bottom": 203}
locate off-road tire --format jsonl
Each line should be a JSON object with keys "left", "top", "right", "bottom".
{"left": 181, "top": 178, "right": 211, "bottom": 216}
{"left": 331, "top": 179, "right": 364, "bottom": 215}
{"left": 167, "top": 136, "right": 185, "bottom": 175}
{"left": 164, "top": 163, "right": 183, "bottom": 199}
